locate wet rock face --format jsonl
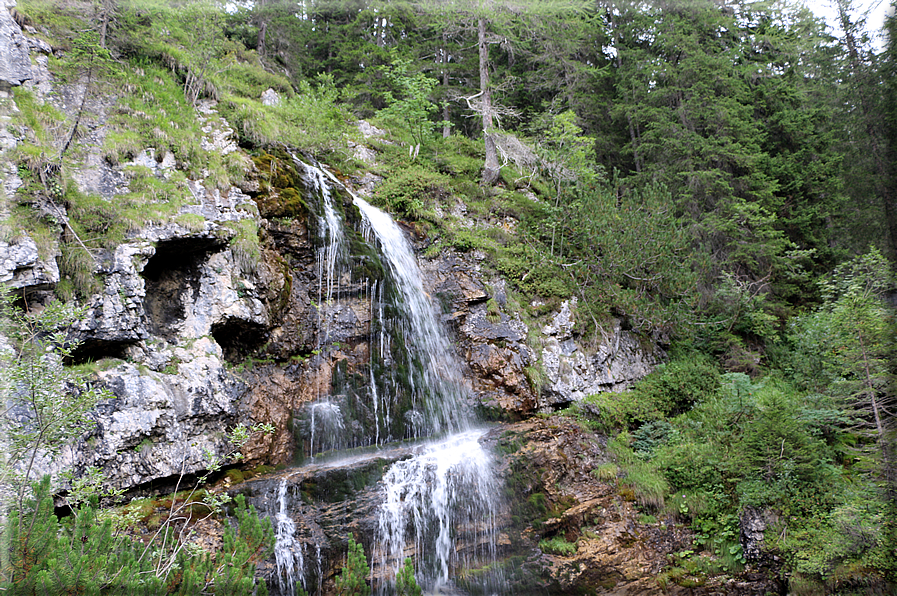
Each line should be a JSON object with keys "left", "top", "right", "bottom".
{"left": 234, "top": 448, "right": 409, "bottom": 595}
{"left": 540, "top": 299, "right": 665, "bottom": 409}
{"left": 421, "top": 252, "right": 538, "bottom": 418}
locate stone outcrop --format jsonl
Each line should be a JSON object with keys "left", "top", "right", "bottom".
{"left": 421, "top": 252, "right": 538, "bottom": 418}
{"left": 0, "top": 233, "right": 59, "bottom": 291}
{"left": 493, "top": 418, "right": 782, "bottom": 595}
{"left": 38, "top": 217, "right": 271, "bottom": 490}
{"left": 0, "top": 2, "right": 32, "bottom": 92}
{"left": 0, "top": 10, "right": 273, "bottom": 490}
{"left": 539, "top": 298, "right": 665, "bottom": 409}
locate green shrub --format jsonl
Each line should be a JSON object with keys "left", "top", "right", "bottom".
{"left": 632, "top": 420, "right": 677, "bottom": 457}
{"left": 538, "top": 536, "right": 577, "bottom": 556}
{"left": 574, "top": 391, "right": 662, "bottom": 433}
{"left": 0, "top": 477, "right": 273, "bottom": 595}
{"left": 395, "top": 557, "right": 422, "bottom": 596}
{"left": 631, "top": 355, "right": 722, "bottom": 417}
{"left": 450, "top": 227, "right": 485, "bottom": 252}
{"left": 434, "top": 134, "right": 484, "bottom": 177}
{"left": 334, "top": 536, "right": 370, "bottom": 596}
{"left": 372, "top": 166, "right": 450, "bottom": 220}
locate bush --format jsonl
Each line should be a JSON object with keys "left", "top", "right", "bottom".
{"left": 0, "top": 477, "right": 273, "bottom": 595}
{"left": 574, "top": 390, "right": 662, "bottom": 432}
{"left": 372, "top": 166, "right": 449, "bottom": 220}
{"left": 334, "top": 537, "right": 370, "bottom": 596}
{"left": 631, "top": 356, "right": 722, "bottom": 416}
{"left": 538, "top": 536, "right": 577, "bottom": 556}
{"left": 395, "top": 557, "right": 422, "bottom": 596}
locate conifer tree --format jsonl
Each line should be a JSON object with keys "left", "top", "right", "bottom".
{"left": 334, "top": 536, "right": 370, "bottom": 596}
{"left": 395, "top": 557, "right": 422, "bottom": 596}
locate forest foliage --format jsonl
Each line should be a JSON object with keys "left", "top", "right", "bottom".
{"left": 2, "top": 0, "right": 897, "bottom": 593}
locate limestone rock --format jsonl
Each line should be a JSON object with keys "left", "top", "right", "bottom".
{"left": 539, "top": 298, "right": 664, "bottom": 408}
{"left": 197, "top": 100, "right": 238, "bottom": 154}
{"left": 0, "top": 4, "right": 32, "bottom": 91}
{"left": 79, "top": 353, "right": 242, "bottom": 489}
{"left": 422, "top": 253, "right": 537, "bottom": 418}
{"left": 261, "top": 88, "right": 280, "bottom": 106}
{"left": 0, "top": 232, "right": 59, "bottom": 289}
{"left": 355, "top": 120, "right": 386, "bottom": 139}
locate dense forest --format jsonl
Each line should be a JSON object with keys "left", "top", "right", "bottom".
{"left": 2, "top": 0, "right": 897, "bottom": 593}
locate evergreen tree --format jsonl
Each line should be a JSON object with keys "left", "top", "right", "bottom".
{"left": 334, "top": 537, "right": 370, "bottom": 596}
{"left": 395, "top": 557, "right": 422, "bottom": 596}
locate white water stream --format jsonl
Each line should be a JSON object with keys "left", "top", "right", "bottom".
{"left": 274, "top": 478, "right": 307, "bottom": 596}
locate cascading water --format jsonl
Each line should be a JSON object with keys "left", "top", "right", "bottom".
{"left": 373, "top": 430, "right": 500, "bottom": 594}
{"left": 352, "top": 194, "right": 470, "bottom": 438}
{"left": 294, "top": 155, "right": 346, "bottom": 307}
{"left": 349, "top": 192, "right": 500, "bottom": 594}
{"left": 274, "top": 478, "right": 307, "bottom": 596}
{"left": 270, "top": 157, "right": 502, "bottom": 595}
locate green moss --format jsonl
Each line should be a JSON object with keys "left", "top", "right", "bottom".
{"left": 225, "top": 469, "right": 246, "bottom": 484}
{"left": 251, "top": 152, "right": 308, "bottom": 219}
{"left": 249, "top": 464, "right": 275, "bottom": 476}
{"left": 174, "top": 213, "right": 207, "bottom": 231}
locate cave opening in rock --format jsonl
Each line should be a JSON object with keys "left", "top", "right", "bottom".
{"left": 141, "top": 237, "right": 225, "bottom": 340}
{"left": 65, "top": 338, "right": 134, "bottom": 366}
{"left": 211, "top": 317, "right": 268, "bottom": 363}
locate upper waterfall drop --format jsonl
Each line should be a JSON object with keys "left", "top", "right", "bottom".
{"left": 294, "top": 154, "right": 346, "bottom": 306}
{"left": 352, "top": 194, "right": 471, "bottom": 437}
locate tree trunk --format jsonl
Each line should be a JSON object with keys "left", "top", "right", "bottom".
{"left": 442, "top": 34, "right": 451, "bottom": 139}
{"left": 255, "top": 0, "right": 269, "bottom": 58}
{"left": 479, "top": 17, "right": 500, "bottom": 186}
{"left": 257, "top": 20, "right": 267, "bottom": 57}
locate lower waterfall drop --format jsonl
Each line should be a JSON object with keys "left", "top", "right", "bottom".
{"left": 274, "top": 478, "right": 307, "bottom": 596}
{"left": 374, "top": 430, "right": 501, "bottom": 594}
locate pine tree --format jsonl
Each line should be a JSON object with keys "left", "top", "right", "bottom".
{"left": 334, "top": 536, "right": 370, "bottom": 596}
{"left": 395, "top": 557, "right": 422, "bottom": 596}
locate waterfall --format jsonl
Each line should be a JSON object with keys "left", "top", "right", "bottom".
{"left": 349, "top": 190, "right": 499, "bottom": 594}
{"left": 373, "top": 430, "right": 500, "bottom": 594}
{"left": 294, "top": 155, "right": 346, "bottom": 307}
{"left": 353, "top": 195, "right": 469, "bottom": 438}
{"left": 274, "top": 478, "right": 307, "bottom": 596}
{"left": 270, "top": 158, "right": 501, "bottom": 595}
